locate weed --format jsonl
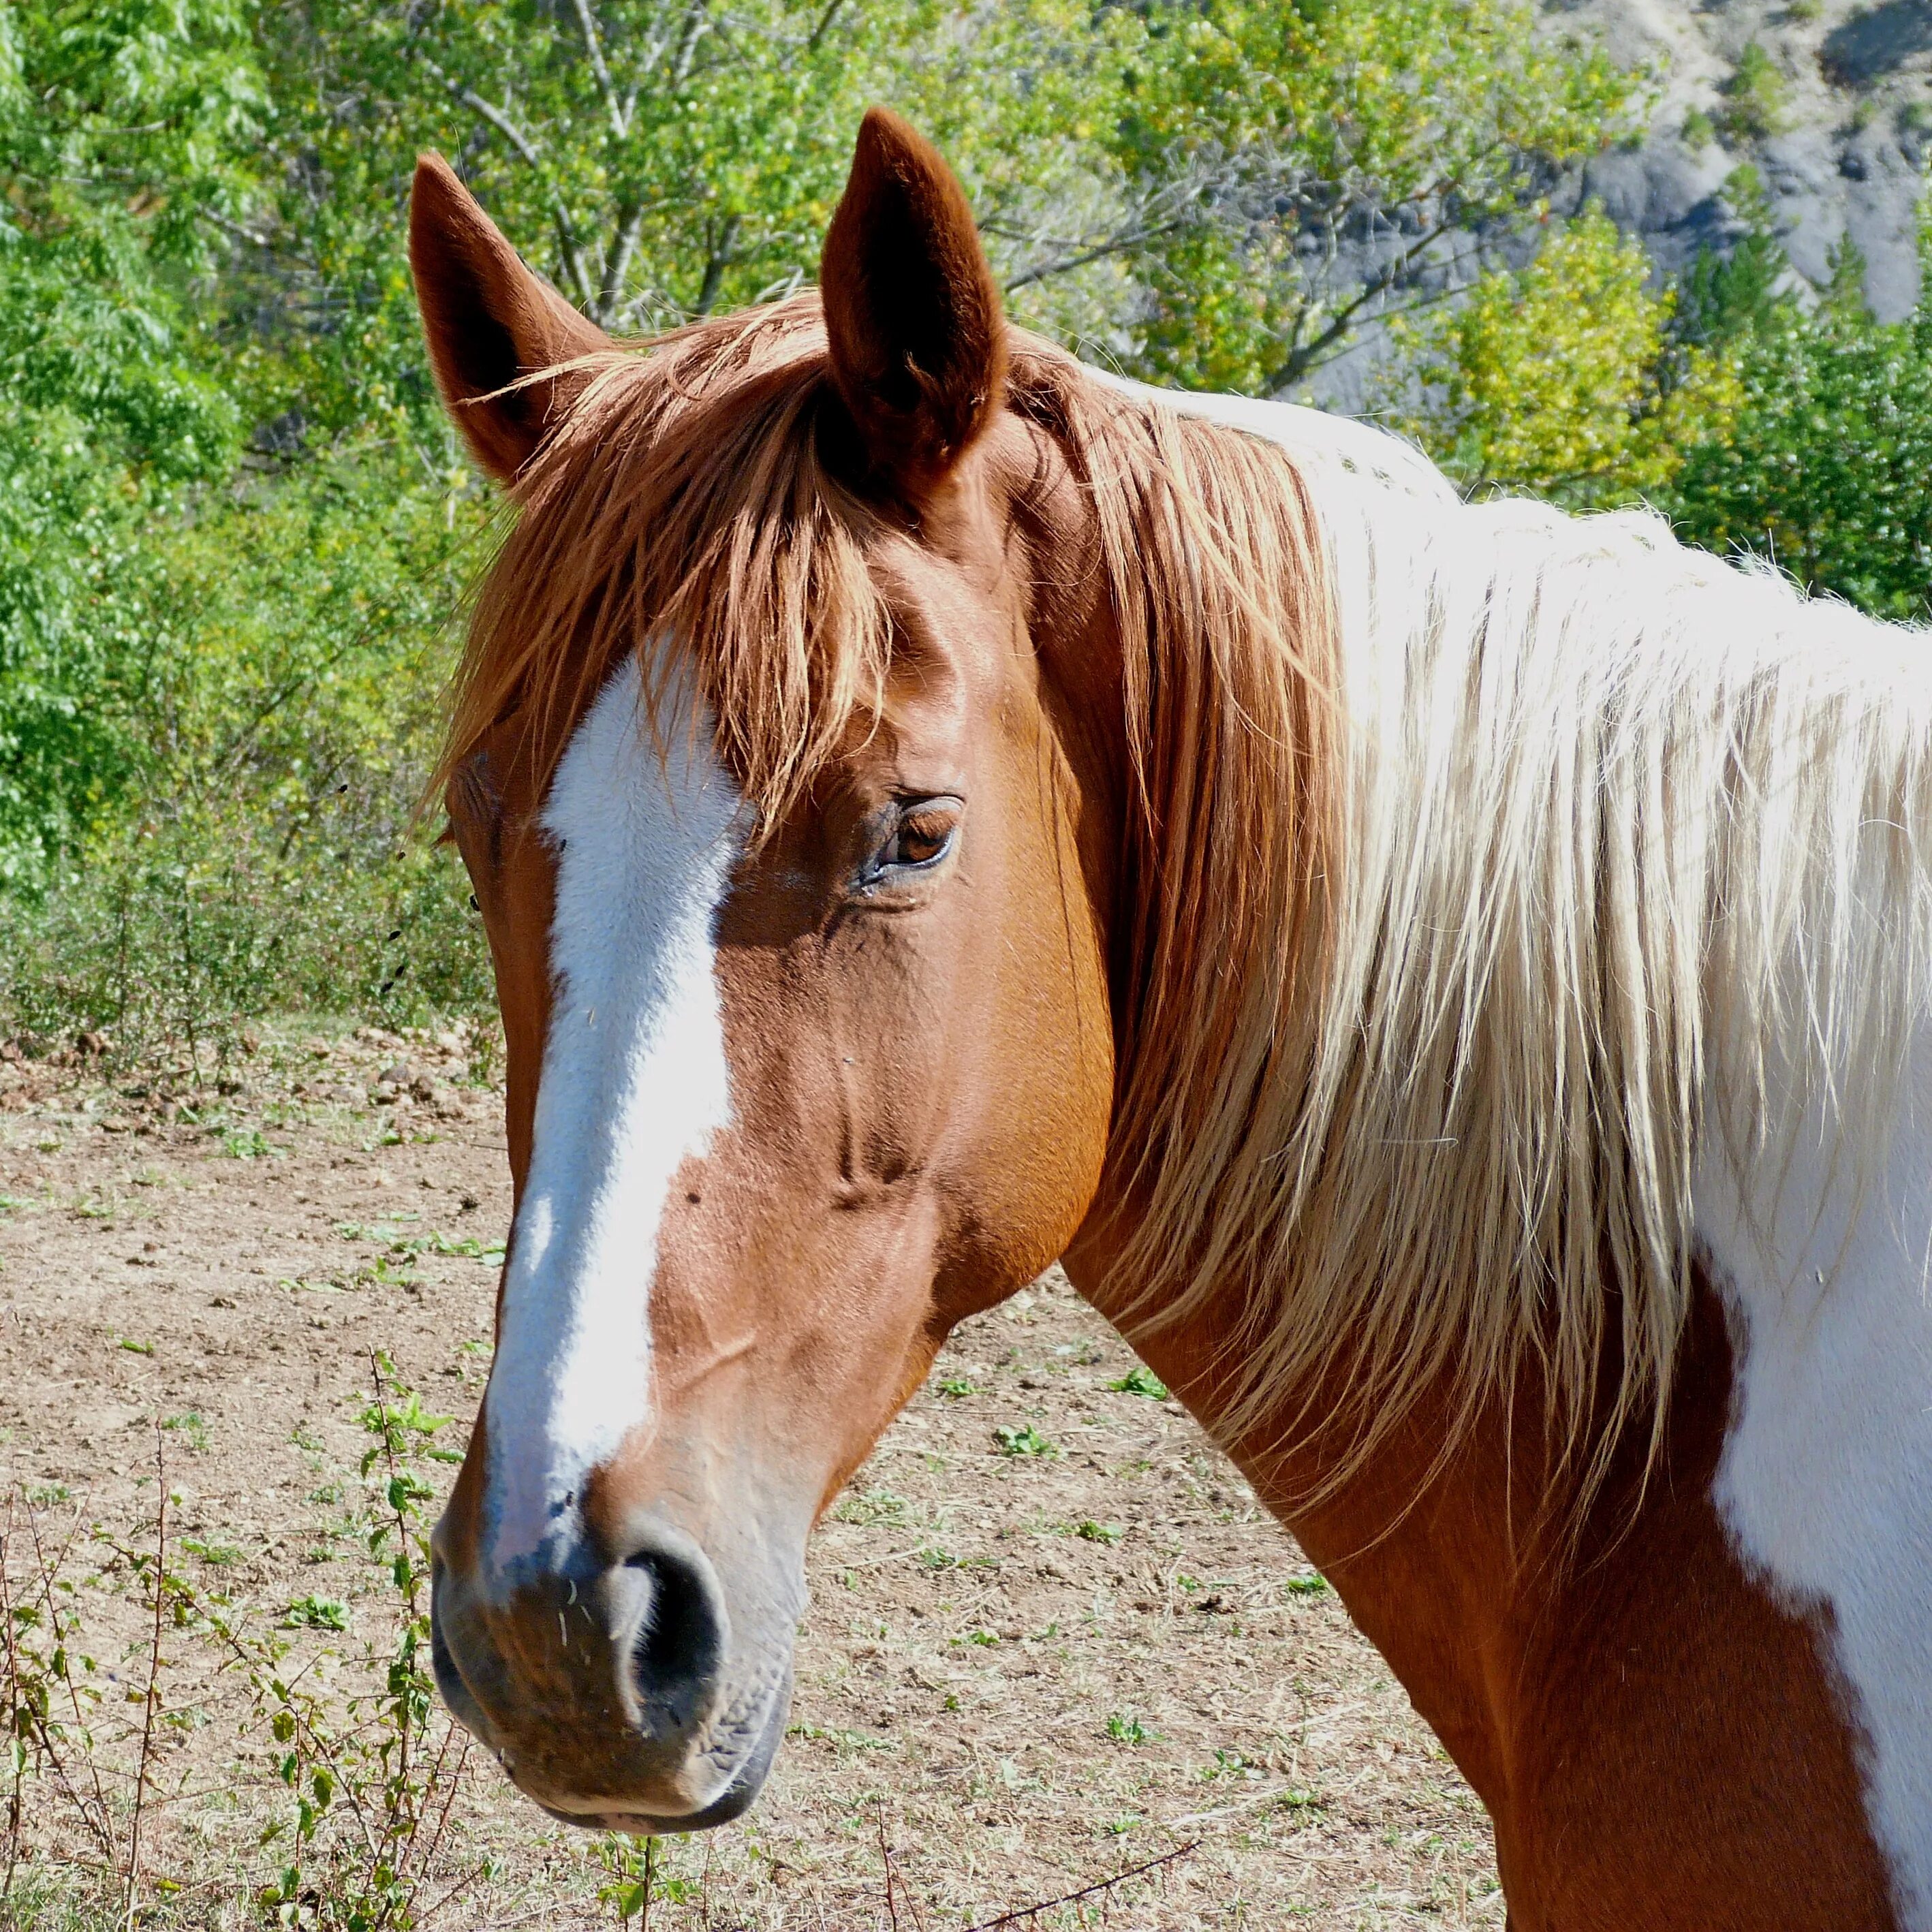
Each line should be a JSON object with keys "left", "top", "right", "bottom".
{"left": 280, "top": 1594, "right": 350, "bottom": 1631}
{"left": 597, "top": 1833, "right": 663, "bottom": 1921}
{"left": 936, "top": 1375, "right": 980, "bottom": 1398}
{"left": 1284, "top": 1572, "right": 1330, "bottom": 1597}
{"left": 1105, "top": 1712, "right": 1155, "bottom": 1745}
{"left": 181, "top": 1538, "right": 243, "bottom": 1566}
{"left": 2, "top": 1356, "right": 481, "bottom": 1927}
{"left": 1076, "top": 1520, "right": 1123, "bottom": 1545}
{"left": 116, "top": 1337, "right": 153, "bottom": 1356}
{"left": 1108, "top": 1365, "right": 1168, "bottom": 1399}
{"left": 833, "top": 1488, "right": 909, "bottom": 1527}
{"left": 221, "top": 1125, "right": 283, "bottom": 1159}
{"left": 993, "top": 1423, "right": 1057, "bottom": 1458}
{"left": 421, "top": 1230, "right": 505, "bottom": 1264}
{"left": 160, "top": 1409, "right": 209, "bottom": 1452}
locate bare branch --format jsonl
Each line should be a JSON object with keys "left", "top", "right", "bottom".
{"left": 598, "top": 200, "right": 648, "bottom": 324}
{"left": 805, "top": 0, "right": 847, "bottom": 54}
{"left": 693, "top": 213, "right": 741, "bottom": 315}
{"left": 669, "top": 0, "right": 710, "bottom": 87}
{"left": 1001, "top": 218, "right": 1187, "bottom": 292}
{"left": 570, "top": 0, "right": 627, "bottom": 140}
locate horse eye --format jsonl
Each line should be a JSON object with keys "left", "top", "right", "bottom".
{"left": 873, "top": 799, "right": 960, "bottom": 878}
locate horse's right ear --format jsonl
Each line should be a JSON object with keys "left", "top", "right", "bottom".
{"left": 820, "top": 109, "right": 1008, "bottom": 494}
{"left": 409, "top": 155, "right": 612, "bottom": 485}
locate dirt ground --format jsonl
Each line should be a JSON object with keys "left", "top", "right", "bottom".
{"left": 0, "top": 1026, "right": 1500, "bottom": 1929}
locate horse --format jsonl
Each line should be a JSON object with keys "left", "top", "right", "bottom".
{"left": 409, "top": 110, "right": 1932, "bottom": 1927}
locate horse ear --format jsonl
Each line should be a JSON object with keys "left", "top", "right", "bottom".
{"left": 820, "top": 108, "right": 1008, "bottom": 492}
{"left": 409, "top": 154, "right": 612, "bottom": 485}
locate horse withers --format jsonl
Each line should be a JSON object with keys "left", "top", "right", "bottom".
{"left": 411, "top": 111, "right": 1932, "bottom": 1926}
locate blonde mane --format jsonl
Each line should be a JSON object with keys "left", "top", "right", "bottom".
{"left": 1136, "top": 396, "right": 1932, "bottom": 1503}
{"left": 443, "top": 296, "right": 1932, "bottom": 1512}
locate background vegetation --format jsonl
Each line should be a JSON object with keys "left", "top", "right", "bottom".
{"left": 2, "top": 0, "right": 1928, "bottom": 1057}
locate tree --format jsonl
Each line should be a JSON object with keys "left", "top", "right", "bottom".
{"left": 0, "top": 0, "right": 262, "bottom": 885}
{"left": 234, "top": 0, "right": 1636, "bottom": 442}
{"left": 1105, "top": 0, "right": 1637, "bottom": 394}
{"left": 1383, "top": 204, "right": 1739, "bottom": 505}
{"left": 0, "top": 0, "right": 1643, "bottom": 1042}
{"left": 1660, "top": 221, "right": 1932, "bottom": 622}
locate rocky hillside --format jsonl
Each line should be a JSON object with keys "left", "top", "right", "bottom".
{"left": 1557, "top": 0, "right": 1932, "bottom": 315}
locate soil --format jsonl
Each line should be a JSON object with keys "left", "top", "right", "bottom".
{"left": 0, "top": 1026, "right": 1499, "bottom": 1929}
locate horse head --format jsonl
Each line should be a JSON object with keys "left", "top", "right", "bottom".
{"left": 411, "top": 113, "right": 1119, "bottom": 1830}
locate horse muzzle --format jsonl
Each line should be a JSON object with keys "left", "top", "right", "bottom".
{"left": 429, "top": 1509, "right": 798, "bottom": 1831}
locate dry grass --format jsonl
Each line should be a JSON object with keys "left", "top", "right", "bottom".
{"left": 0, "top": 1027, "right": 1499, "bottom": 1928}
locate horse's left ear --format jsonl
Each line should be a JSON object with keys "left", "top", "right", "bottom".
{"left": 820, "top": 108, "right": 1008, "bottom": 493}
{"left": 409, "top": 153, "right": 612, "bottom": 486}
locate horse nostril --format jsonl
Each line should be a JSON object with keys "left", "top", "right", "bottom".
{"left": 611, "top": 1531, "right": 729, "bottom": 1744}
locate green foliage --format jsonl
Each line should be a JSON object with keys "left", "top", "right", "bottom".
{"left": 0, "top": 1358, "right": 471, "bottom": 1921}
{"left": 1390, "top": 157, "right": 1932, "bottom": 625}
{"left": 1384, "top": 204, "right": 1741, "bottom": 505}
{"left": 1107, "top": 0, "right": 1637, "bottom": 394}
{"left": 0, "top": 0, "right": 259, "bottom": 887}
{"left": 1656, "top": 226, "right": 1932, "bottom": 621}
{"left": 0, "top": 0, "right": 1634, "bottom": 1048}
{"left": 1717, "top": 41, "right": 1788, "bottom": 142}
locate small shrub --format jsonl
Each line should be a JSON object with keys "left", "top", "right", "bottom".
{"left": 1718, "top": 42, "right": 1790, "bottom": 140}
{"left": 993, "top": 1422, "right": 1057, "bottom": 1458}
{"left": 279, "top": 1594, "right": 349, "bottom": 1631}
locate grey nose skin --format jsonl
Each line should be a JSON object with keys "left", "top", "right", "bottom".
{"left": 429, "top": 1516, "right": 743, "bottom": 1818}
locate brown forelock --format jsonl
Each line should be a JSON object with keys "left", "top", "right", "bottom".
{"left": 1065, "top": 1229, "right": 1897, "bottom": 1927}
{"left": 819, "top": 106, "right": 1009, "bottom": 488}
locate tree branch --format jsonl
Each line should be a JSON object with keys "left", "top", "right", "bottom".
{"left": 1001, "top": 218, "right": 1187, "bottom": 292}
{"left": 806, "top": 0, "right": 847, "bottom": 54}
{"left": 598, "top": 199, "right": 646, "bottom": 324}
{"left": 669, "top": 0, "right": 709, "bottom": 87}
{"left": 570, "top": 0, "right": 627, "bottom": 140}
{"left": 693, "top": 213, "right": 741, "bottom": 315}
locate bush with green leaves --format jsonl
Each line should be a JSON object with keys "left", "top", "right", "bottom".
{"left": 1660, "top": 230, "right": 1932, "bottom": 623}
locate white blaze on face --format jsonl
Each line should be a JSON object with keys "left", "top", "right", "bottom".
{"left": 484, "top": 657, "right": 741, "bottom": 1574}
{"left": 1700, "top": 1023, "right": 1932, "bottom": 1928}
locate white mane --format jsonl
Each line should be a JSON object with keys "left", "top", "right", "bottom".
{"left": 1142, "top": 375, "right": 1932, "bottom": 1481}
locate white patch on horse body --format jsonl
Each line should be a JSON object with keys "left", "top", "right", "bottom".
{"left": 484, "top": 657, "right": 740, "bottom": 1574}
{"left": 1702, "top": 1025, "right": 1932, "bottom": 1929}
